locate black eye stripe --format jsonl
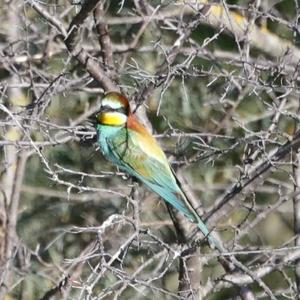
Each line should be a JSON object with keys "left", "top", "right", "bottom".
{"left": 101, "top": 105, "right": 128, "bottom": 114}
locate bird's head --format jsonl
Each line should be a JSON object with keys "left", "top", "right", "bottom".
{"left": 96, "top": 92, "right": 130, "bottom": 126}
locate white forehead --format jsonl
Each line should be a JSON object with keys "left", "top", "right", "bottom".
{"left": 101, "top": 98, "right": 123, "bottom": 109}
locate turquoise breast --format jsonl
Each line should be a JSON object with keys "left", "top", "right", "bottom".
{"left": 97, "top": 124, "right": 123, "bottom": 167}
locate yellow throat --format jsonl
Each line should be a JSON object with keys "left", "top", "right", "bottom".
{"left": 98, "top": 111, "right": 127, "bottom": 126}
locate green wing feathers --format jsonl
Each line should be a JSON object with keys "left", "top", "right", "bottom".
{"left": 106, "top": 127, "right": 221, "bottom": 250}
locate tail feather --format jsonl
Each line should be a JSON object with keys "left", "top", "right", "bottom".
{"left": 171, "top": 171, "right": 224, "bottom": 252}
{"left": 147, "top": 178, "right": 223, "bottom": 251}
{"left": 195, "top": 217, "right": 224, "bottom": 252}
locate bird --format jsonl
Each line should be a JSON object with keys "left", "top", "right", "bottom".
{"left": 95, "top": 91, "right": 222, "bottom": 251}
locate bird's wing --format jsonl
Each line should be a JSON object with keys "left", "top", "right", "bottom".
{"left": 104, "top": 126, "right": 222, "bottom": 251}
{"left": 106, "top": 127, "right": 201, "bottom": 224}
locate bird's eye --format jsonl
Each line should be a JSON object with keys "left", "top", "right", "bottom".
{"left": 101, "top": 106, "right": 112, "bottom": 112}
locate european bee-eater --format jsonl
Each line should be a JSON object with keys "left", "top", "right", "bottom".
{"left": 96, "top": 92, "right": 221, "bottom": 251}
